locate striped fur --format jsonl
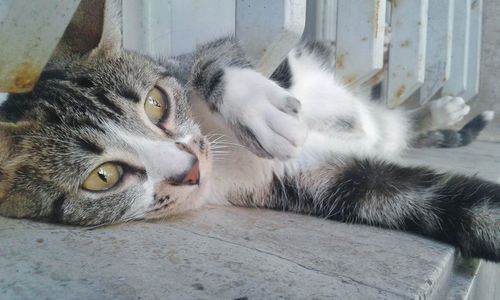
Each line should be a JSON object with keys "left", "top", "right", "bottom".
{"left": 0, "top": 1, "right": 498, "bottom": 263}
{"left": 230, "top": 159, "right": 500, "bottom": 261}
{"left": 415, "top": 111, "right": 495, "bottom": 148}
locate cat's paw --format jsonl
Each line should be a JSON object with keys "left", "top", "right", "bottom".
{"left": 221, "top": 68, "right": 307, "bottom": 160}
{"left": 429, "top": 96, "right": 470, "bottom": 128}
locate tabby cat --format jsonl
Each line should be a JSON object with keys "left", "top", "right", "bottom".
{"left": 0, "top": 1, "right": 498, "bottom": 262}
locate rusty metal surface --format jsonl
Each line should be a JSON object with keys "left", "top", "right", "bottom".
{"left": 335, "top": 0, "right": 385, "bottom": 87}
{"left": 419, "top": 0, "right": 454, "bottom": 104}
{"left": 386, "top": 0, "right": 429, "bottom": 108}
{"left": 0, "top": 0, "right": 80, "bottom": 93}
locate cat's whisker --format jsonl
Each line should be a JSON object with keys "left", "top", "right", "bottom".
{"left": 213, "top": 140, "right": 248, "bottom": 149}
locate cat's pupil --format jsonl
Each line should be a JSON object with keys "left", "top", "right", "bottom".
{"left": 97, "top": 169, "right": 108, "bottom": 182}
{"left": 148, "top": 96, "right": 161, "bottom": 108}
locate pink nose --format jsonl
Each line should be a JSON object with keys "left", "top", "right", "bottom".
{"left": 173, "top": 142, "right": 200, "bottom": 185}
{"left": 180, "top": 160, "right": 200, "bottom": 185}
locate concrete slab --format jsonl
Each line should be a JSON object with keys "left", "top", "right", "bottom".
{"left": 1, "top": 141, "right": 500, "bottom": 299}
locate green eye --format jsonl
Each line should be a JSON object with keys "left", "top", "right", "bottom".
{"left": 144, "top": 87, "right": 168, "bottom": 124}
{"left": 83, "top": 163, "right": 123, "bottom": 191}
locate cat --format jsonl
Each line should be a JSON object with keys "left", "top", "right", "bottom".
{"left": 0, "top": 0, "right": 498, "bottom": 262}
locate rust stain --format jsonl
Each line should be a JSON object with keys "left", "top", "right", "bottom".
{"left": 392, "top": 0, "right": 399, "bottom": 9}
{"left": 336, "top": 53, "right": 345, "bottom": 70}
{"left": 343, "top": 75, "right": 358, "bottom": 86}
{"left": 395, "top": 84, "right": 406, "bottom": 99}
{"left": 373, "top": 0, "right": 381, "bottom": 38}
{"left": 9, "top": 63, "right": 41, "bottom": 93}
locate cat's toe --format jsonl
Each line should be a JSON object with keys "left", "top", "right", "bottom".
{"left": 275, "top": 96, "right": 301, "bottom": 116}
{"left": 265, "top": 83, "right": 302, "bottom": 117}
{"left": 266, "top": 108, "right": 307, "bottom": 147}
{"left": 430, "top": 96, "right": 471, "bottom": 127}
{"left": 236, "top": 104, "right": 307, "bottom": 160}
{"left": 444, "top": 97, "right": 470, "bottom": 125}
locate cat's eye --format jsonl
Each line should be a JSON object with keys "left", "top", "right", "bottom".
{"left": 83, "top": 163, "right": 123, "bottom": 191}
{"left": 144, "top": 87, "right": 168, "bottom": 124}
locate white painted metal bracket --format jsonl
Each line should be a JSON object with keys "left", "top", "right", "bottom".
{"left": 442, "top": 0, "right": 472, "bottom": 98}
{"left": 463, "top": 0, "right": 483, "bottom": 101}
{"left": 302, "top": 0, "right": 337, "bottom": 42}
{"left": 419, "top": 0, "right": 454, "bottom": 104}
{"left": 335, "top": 0, "right": 386, "bottom": 87}
{"left": 386, "top": 0, "right": 429, "bottom": 108}
{"left": 236, "top": 0, "right": 306, "bottom": 77}
{"left": 123, "top": 0, "right": 235, "bottom": 57}
{"left": 0, "top": 0, "right": 80, "bottom": 93}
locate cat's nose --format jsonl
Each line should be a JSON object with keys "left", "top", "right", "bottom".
{"left": 180, "top": 160, "right": 200, "bottom": 185}
{"left": 168, "top": 158, "right": 200, "bottom": 186}
{"left": 171, "top": 142, "right": 200, "bottom": 186}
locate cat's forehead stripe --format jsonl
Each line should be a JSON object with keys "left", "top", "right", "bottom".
{"left": 93, "top": 88, "right": 124, "bottom": 117}
{"left": 75, "top": 137, "right": 104, "bottom": 155}
{"left": 117, "top": 87, "right": 142, "bottom": 103}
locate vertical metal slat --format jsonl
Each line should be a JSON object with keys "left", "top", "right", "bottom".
{"left": 335, "top": 0, "right": 386, "bottom": 87}
{"left": 419, "top": 0, "right": 454, "bottom": 104}
{"left": 386, "top": 0, "right": 429, "bottom": 108}
{"left": 463, "top": 0, "right": 483, "bottom": 101}
{"left": 442, "top": 0, "right": 472, "bottom": 97}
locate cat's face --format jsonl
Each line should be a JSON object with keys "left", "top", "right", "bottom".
{"left": 0, "top": 51, "right": 213, "bottom": 226}
{"left": 0, "top": 1, "right": 212, "bottom": 225}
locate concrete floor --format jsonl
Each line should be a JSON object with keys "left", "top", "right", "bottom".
{"left": 1, "top": 138, "right": 500, "bottom": 299}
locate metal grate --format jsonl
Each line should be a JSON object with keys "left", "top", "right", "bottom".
{"left": 0, "top": 0, "right": 483, "bottom": 109}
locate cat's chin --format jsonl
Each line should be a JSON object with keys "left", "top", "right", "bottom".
{"left": 144, "top": 185, "right": 211, "bottom": 220}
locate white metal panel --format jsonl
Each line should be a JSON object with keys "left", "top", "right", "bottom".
{"left": 442, "top": 0, "right": 472, "bottom": 97}
{"left": 236, "top": 0, "right": 306, "bottom": 77}
{"left": 335, "top": 0, "right": 385, "bottom": 87}
{"left": 122, "top": 0, "right": 172, "bottom": 57}
{"left": 169, "top": 0, "right": 235, "bottom": 56}
{"left": 463, "top": 0, "right": 483, "bottom": 101}
{"left": 0, "top": 0, "right": 80, "bottom": 93}
{"left": 302, "top": 0, "right": 337, "bottom": 42}
{"left": 123, "top": 0, "right": 235, "bottom": 57}
{"left": 419, "top": 0, "right": 454, "bottom": 104}
{"left": 386, "top": 0, "right": 429, "bottom": 108}
{"left": 0, "top": 0, "right": 13, "bottom": 22}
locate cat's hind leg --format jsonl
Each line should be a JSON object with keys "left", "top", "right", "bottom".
{"left": 415, "top": 110, "right": 495, "bottom": 148}
{"left": 428, "top": 96, "right": 471, "bottom": 128}
{"left": 232, "top": 158, "right": 500, "bottom": 262}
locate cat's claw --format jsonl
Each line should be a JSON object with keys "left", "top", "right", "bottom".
{"left": 429, "top": 96, "right": 471, "bottom": 128}
{"left": 222, "top": 68, "right": 308, "bottom": 160}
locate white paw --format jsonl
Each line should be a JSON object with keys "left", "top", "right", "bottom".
{"left": 222, "top": 68, "right": 308, "bottom": 160}
{"left": 429, "top": 96, "right": 470, "bottom": 128}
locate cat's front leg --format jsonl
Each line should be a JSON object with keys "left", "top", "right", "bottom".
{"left": 189, "top": 38, "right": 307, "bottom": 160}
{"left": 219, "top": 68, "right": 307, "bottom": 160}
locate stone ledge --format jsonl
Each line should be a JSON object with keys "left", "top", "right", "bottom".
{"left": 1, "top": 142, "right": 499, "bottom": 299}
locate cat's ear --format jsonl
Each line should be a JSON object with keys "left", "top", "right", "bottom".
{"left": 55, "top": 0, "right": 122, "bottom": 58}
{"left": 0, "top": 122, "right": 32, "bottom": 198}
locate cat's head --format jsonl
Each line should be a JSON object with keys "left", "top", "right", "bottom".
{"left": 0, "top": 0, "right": 212, "bottom": 225}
